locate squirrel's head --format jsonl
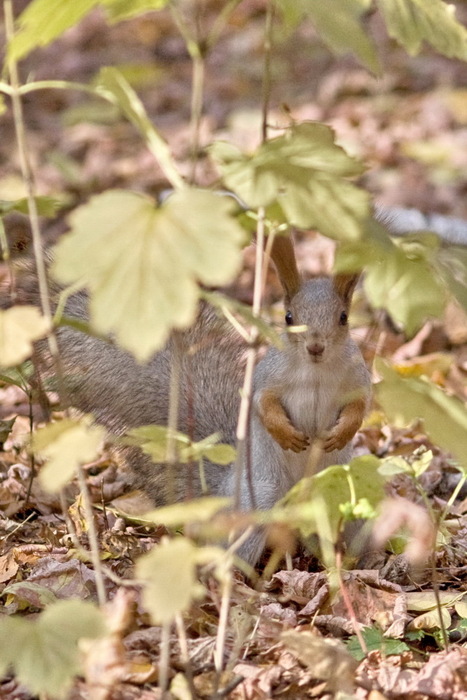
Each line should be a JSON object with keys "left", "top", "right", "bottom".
{"left": 284, "top": 275, "right": 358, "bottom": 363}
{"left": 269, "top": 234, "right": 359, "bottom": 363}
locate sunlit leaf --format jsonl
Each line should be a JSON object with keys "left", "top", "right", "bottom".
{"left": 126, "top": 425, "right": 236, "bottom": 465}
{"left": 8, "top": 0, "right": 99, "bottom": 62}
{"left": 278, "top": 0, "right": 379, "bottom": 73}
{"left": 102, "top": 0, "right": 169, "bottom": 22}
{"left": 34, "top": 416, "right": 106, "bottom": 492}
{"left": 335, "top": 224, "right": 447, "bottom": 335}
{"left": 377, "top": 0, "right": 467, "bottom": 59}
{"left": 144, "top": 497, "right": 231, "bottom": 526}
{"left": 211, "top": 122, "right": 369, "bottom": 240}
{"left": 51, "top": 189, "right": 247, "bottom": 361}
{"left": 0, "top": 601, "right": 105, "bottom": 697}
{"left": 436, "top": 245, "right": 467, "bottom": 311}
{"left": 0, "top": 196, "right": 63, "bottom": 217}
{"left": 0, "top": 306, "right": 50, "bottom": 367}
{"left": 409, "top": 607, "right": 451, "bottom": 631}
{"left": 376, "top": 361, "right": 467, "bottom": 470}
{"left": 277, "top": 455, "right": 384, "bottom": 542}
{"left": 136, "top": 537, "right": 206, "bottom": 624}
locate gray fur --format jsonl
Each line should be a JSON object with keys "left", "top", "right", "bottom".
{"left": 21, "top": 267, "right": 370, "bottom": 565}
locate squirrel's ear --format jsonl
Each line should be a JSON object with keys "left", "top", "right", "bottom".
{"left": 333, "top": 273, "right": 360, "bottom": 306}
{"left": 269, "top": 235, "right": 301, "bottom": 304}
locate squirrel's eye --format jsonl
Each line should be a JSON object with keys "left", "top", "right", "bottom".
{"left": 285, "top": 311, "right": 294, "bottom": 326}
{"left": 339, "top": 310, "right": 348, "bottom": 326}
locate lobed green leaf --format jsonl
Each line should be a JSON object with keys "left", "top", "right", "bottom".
{"left": 211, "top": 123, "right": 369, "bottom": 240}
{"left": 0, "top": 601, "right": 105, "bottom": 697}
{"left": 52, "top": 189, "right": 247, "bottom": 361}
{"left": 376, "top": 361, "right": 467, "bottom": 470}
{"left": 378, "top": 0, "right": 467, "bottom": 59}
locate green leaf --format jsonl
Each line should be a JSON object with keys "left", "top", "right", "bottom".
{"left": 335, "top": 225, "right": 447, "bottom": 335}
{"left": 278, "top": 0, "right": 379, "bottom": 73}
{"left": 34, "top": 416, "right": 106, "bottom": 492}
{"left": 144, "top": 497, "right": 231, "bottom": 526}
{"left": 51, "top": 189, "right": 247, "bottom": 361}
{"left": 0, "top": 600, "right": 105, "bottom": 697}
{"left": 0, "top": 306, "right": 50, "bottom": 368}
{"left": 126, "top": 426, "right": 236, "bottom": 465}
{"left": 102, "top": 0, "right": 169, "bottom": 22}
{"left": 376, "top": 361, "right": 467, "bottom": 470}
{"left": 136, "top": 537, "right": 206, "bottom": 624}
{"left": 347, "top": 626, "right": 410, "bottom": 661}
{"left": 210, "top": 122, "right": 369, "bottom": 240}
{"left": 277, "top": 455, "right": 385, "bottom": 542}
{"left": 0, "top": 196, "right": 63, "bottom": 217}
{"left": 377, "top": 0, "right": 467, "bottom": 59}
{"left": 436, "top": 246, "right": 467, "bottom": 312}
{"left": 95, "top": 67, "right": 183, "bottom": 189}
{"left": 8, "top": 0, "right": 99, "bottom": 62}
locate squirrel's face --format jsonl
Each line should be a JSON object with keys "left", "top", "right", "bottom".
{"left": 284, "top": 277, "right": 353, "bottom": 364}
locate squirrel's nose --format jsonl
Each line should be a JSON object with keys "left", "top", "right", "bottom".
{"left": 306, "top": 342, "right": 325, "bottom": 358}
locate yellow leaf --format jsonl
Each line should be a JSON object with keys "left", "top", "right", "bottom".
{"left": 0, "top": 306, "right": 50, "bottom": 367}
{"left": 136, "top": 538, "right": 205, "bottom": 624}
{"left": 409, "top": 607, "right": 451, "bottom": 631}
{"left": 144, "top": 497, "right": 231, "bottom": 527}
{"left": 34, "top": 416, "right": 106, "bottom": 492}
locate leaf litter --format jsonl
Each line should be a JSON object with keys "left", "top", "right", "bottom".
{"left": 1, "top": 1, "right": 467, "bottom": 699}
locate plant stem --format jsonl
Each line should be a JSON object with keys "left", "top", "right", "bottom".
{"left": 159, "top": 621, "right": 171, "bottom": 696}
{"left": 166, "top": 332, "right": 183, "bottom": 502}
{"left": 233, "top": 208, "right": 265, "bottom": 509}
{"left": 261, "top": 2, "right": 275, "bottom": 143}
{"left": 77, "top": 464, "right": 107, "bottom": 607}
{"left": 214, "top": 565, "right": 233, "bottom": 673}
{"left": 171, "top": 2, "right": 205, "bottom": 184}
{"left": 4, "top": 0, "right": 67, "bottom": 404}
{"left": 233, "top": 2, "right": 274, "bottom": 509}
{"left": 189, "top": 52, "right": 205, "bottom": 183}
{"left": 336, "top": 550, "right": 367, "bottom": 655}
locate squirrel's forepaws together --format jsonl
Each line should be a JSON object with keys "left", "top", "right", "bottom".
{"left": 270, "top": 424, "right": 309, "bottom": 453}
{"left": 323, "top": 427, "right": 348, "bottom": 453}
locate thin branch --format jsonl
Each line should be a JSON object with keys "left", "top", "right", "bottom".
{"left": 4, "top": 0, "right": 67, "bottom": 405}
{"left": 77, "top": 465, "right": 107, "bottom": 607}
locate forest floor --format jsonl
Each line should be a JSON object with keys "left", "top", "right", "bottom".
{"left": 1, "top": 2, "right": 467, "bottom": 698}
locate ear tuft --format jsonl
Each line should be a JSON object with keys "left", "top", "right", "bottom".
{"left": 333, "top": 273, "right": 359, "bottom": 306}
{"left": 269, "top": 235, "right": 301, "bottom": 304}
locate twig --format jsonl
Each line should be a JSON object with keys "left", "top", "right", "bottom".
{"left": 76, "top": 465, "right": 107, "bottom": 607}
{"left": 233, "top": 1, "right": 275, "bottom": 510}
{"left": 4, "top": 0, "right": 66, "bottom": 401}
{"left": 175, "top": 613, "right": 196, "bottom": 700}
{"left": 431, "top": 522, "right": 449, "bottom": 650}
{"left": 336, "top": 550, "right": 367, "bottom": 655}
{"left": 159, "top": 621, "right": 172, "bottom": 696}
{"left": 214, "top": 565, "right": 233, "bottom": 674}
{"left": 166, "top": 331, "right": 183, "bottom": 502}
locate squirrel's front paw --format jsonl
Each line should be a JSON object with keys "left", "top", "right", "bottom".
{"left": 323, "top": 426, "right": 348, "bottom": 453}
{"left": 270, "top": 424, "right": 309, "bottom": 453}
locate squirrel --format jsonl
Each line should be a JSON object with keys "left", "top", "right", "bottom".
{"left": 10, "top": 234, "right": 371, "bottom": 564}
{"left": 224, "top": 236, "right": 371, "bottom": 562}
